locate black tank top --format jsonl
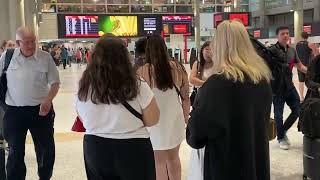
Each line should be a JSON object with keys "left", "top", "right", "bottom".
{"left": 296, "top": 40, "right": 312, "bottom": 65}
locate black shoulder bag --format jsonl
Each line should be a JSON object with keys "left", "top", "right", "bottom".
{"left": 0, "top": 49, "right": 15, "bottom": 107}
{"left": 122, "top": 102, "right": 143, "bottom": 120}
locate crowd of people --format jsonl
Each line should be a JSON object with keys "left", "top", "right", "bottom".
{"left": 0, "top": 19, "right": 319, "bottom": 180}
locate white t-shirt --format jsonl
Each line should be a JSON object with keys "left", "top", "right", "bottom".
{"left": 75, "top": 80, "right": 154, "bottom": 139}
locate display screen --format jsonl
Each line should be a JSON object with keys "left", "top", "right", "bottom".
{"left": 214, "top": 14, "right": 223, "bottom": 28}
{"left": 63, "top": 15, "right": 99, "bottom": 38}
{"left": 138, "top": 16, "right": 162, "bottom": 36}
{"left": 228, "top": 13, "right": 250, "bottom": 26}
{"left": 98, "top": 16, "right": 138, "bottom": 37}
{"left": 303, "top": 25, "right": 312, "bottom": 34}
{"left": 162, "top": 15, "right": 193, "bottom": 35}
{"left": 253, "top": 30, "right": 261, "bottom": 38}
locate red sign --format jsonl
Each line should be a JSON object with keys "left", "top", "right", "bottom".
{"left": 214, "top": 14, "right": 223, "bottom": 28}
{"left": 228, "top": 13, "right": 250, "bottom": 26}
{"left": 173, "top": 24, "right": 187, "bottom": 34}
{"left": 303, "top": 25, "right": 312, "bottom": 34}
{"left": 254, "top": 30, "right": 261, "bottom": 38}
{"left": 162, "top": 16, "right": 192, "bottom": 21}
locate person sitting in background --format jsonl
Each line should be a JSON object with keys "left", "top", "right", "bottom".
{"left": 186, "top": 20, "right": 272, "bottom": 180}
{"left": 134, "top": 37, "right": 147, "bottom": 70}
{"left": 75, "top": 37, "right": 160, "bottom": 180}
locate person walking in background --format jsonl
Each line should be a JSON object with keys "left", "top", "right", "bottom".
{"left": 76, "top": 48, "right": 82, "bottom": 66}
{"left": 67, "top": 47, "right": 73, "bottom": 67}
{"left": 50, "top": 44, "right": 60, "bottom": 66}
{"left": 75, "top": 36, "right": 159, "bottom": 180}
{"left": 186, "top": 20, "right": 272, "bottom": 180}
{"left": 60, "top": 45, "right": 68, "bottom": 69}
{"left": 0, "top": 40, "right": 15, "bottom": 56}
{"left": 296, "top": 32, "right": 319, "bottom": 102}
{"left": 137, "top": 35, "right": 190, "bottom": 180}
{"left": 2, "top": 27, "right": 60, "bottom": 180}
{"left": 134, "top": 37, "right": 147, "bottom": 70}
{"left": 268, "top": 26, "right": 307, "bottom": 150}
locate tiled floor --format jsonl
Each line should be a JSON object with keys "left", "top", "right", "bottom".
{"left": 20, "top": 64, "right": 306, "bottom": 180}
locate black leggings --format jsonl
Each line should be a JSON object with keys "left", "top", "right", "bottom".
{"left": 83, "top": 135, "right": 156, "bottom": 180}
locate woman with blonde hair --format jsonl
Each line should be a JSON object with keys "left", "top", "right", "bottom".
{"left": 138, "top": 35, "right": 190, "bottom": 180}
{"left": 186, "top": 20, "right": 273, "bottom": 180}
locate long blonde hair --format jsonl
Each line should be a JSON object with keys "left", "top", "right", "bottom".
{"left": 212, "top": 20, "right": 271, "bottom": 84}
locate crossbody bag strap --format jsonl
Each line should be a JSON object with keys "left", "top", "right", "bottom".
{"left": 3, "top": 49, "right": 15, "bottom": 72}
{"left": 122, "top": 101, "right": 143, "bottom": 121}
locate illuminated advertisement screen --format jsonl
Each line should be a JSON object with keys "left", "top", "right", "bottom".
{"left": 228, "top": 13, "right": 250, "bottom": 26}
{"left": 303, "top": 25, "right": 312, "bottom": 34}
{"left": 98, "top": 16, "right": 138, "bottom": 37}
{"left": 162, "top": 15, "right": 193, "bottom": 35}
{"left": 138, "top": 16, "right": 162, "bottom": 36}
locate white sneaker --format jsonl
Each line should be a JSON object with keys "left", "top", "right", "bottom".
{"left": 279, "top": 140, "right": 290, "bottom": 150}
{"left": 284, "top": 135, "right": 291, "bottom": 145}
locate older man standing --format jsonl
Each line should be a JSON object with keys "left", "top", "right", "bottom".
{"left": 0, "top": 27, "right": 60, "bottom": 180}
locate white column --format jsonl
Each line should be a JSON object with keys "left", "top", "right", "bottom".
{"left": 259, "top": 0, "right": 267, "bottom": 28}
{"left": 24, "top": 0, "right": 37, "bottom": 32}
{"left": 294, "top": 0, "right": 303, "bottom": 44}
{"left": 0, "top": 0, "right": 10, "bottom": 42}
{"left": 232, "top": 0, "right": 241, "bottom": 12}
{"left": 314, "top": 0, "right": 320, "bottom": 22}
{"left": 9, "top": 0, "right": 25, "bottom": 40}
{"left": 194, "top": 0, "right": 201, "bottom": 55}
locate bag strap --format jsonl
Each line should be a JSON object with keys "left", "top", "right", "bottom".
{"left": 122, "top": 101, "right": 143, "bottom": 121}
{"left": 173, "top": 84, "right": 184, "bottom": 101}
{"left": 3, "top": 49, "right": 15, "bottom": 72}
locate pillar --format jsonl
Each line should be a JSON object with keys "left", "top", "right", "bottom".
{"left": 232, "top": 0, "right": 241, "bottom": 12}
{"left": 24, "top": 0, "right": 37, "bottom": 33}
{"left": 9, "top": 0, "right": 25, "bottom": 40}
{"left": 0, "top": 0, "right": 10, "bottom": 42}
{"left": 294, "top": 0, "right": 303, "bottom": 43}
{"left": 194, "top": 0, "right": 201, "bottom": 55}
{"left": 314, "top": 0, "right": 320, "bottom": 22}
{"left": 259, "top": 0, "right": 268, "bottom": 28}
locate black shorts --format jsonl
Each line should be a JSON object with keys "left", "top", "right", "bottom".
{"left": 83, "top": 135, "right": 156, "bottom": 180}
{"left": 298, "top": 71, "right": 306, "bottom": 82}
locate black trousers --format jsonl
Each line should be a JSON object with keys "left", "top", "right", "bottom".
{"left": 62, "top": 59, "right": 67, "bottom": 69}
{"left": 3, "top": 105, "right": 55, "bottom": 180}
{"left": 83, "top": 135, "right": 156, "bottom": 180}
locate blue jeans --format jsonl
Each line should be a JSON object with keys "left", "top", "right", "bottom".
{"left": 273, "top": 88, "right": 300, "bottom": 140}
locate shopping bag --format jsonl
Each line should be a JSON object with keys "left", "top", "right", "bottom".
{"left": 187, "top": 147, "right": 205, "bottom": 180}
{"left": 71, "top": 116, "right": 86, "bottom": 132}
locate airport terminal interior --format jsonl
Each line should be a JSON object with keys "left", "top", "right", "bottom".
{"left": 0, "top": 0, "right": 320, "bottom": 180}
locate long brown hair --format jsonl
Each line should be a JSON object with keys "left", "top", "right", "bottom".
{"left": 78, "top": 37, "right": 138, "bottom": 104}
{"left": 145, "top": 35, "right": 174, "bottom": 91}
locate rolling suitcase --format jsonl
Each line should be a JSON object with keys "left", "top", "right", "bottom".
{"left": 303, "top": 136, "right": 320, "bottom": 180}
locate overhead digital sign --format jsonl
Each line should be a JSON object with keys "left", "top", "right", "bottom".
{"left": 138, "top": 16, "right": 162, "bottom": 36}
{"left": 162, "top": 15, "right": 193, "bottom": 36}
{"left": 98, "top": 16, "right": 138, "bottom": 37}
{"left": 228, "top": 13, "right": 250, "bottom": 27}
{"left": 64, "top": 16, "right": 99, "bottom": 38}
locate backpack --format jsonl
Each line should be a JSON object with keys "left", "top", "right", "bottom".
{"left": 0, "top": 49, "right": 14, "bottom": 108}
{"left": 299, "top": 98, "right": 320, "bottom": 138}
{"left": 249, "top": 35, "right": 290, "bottom": 95}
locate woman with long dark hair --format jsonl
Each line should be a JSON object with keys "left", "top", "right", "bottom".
{"left": 189, "top": 41, "right": 213, "bottom": 87}
{"left": 138, "top": 35, "right": 190, "bottom": 180}
{"left": 75, "top": 37, "right": 160, "bottom": 180}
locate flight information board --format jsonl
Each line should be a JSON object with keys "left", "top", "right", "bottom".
{"left": 64, "top": 16, "right": 99, "bottom": 37}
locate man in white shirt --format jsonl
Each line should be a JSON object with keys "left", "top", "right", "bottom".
{"left": 0, "top": 27, "right": 60, "bottom": 180}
